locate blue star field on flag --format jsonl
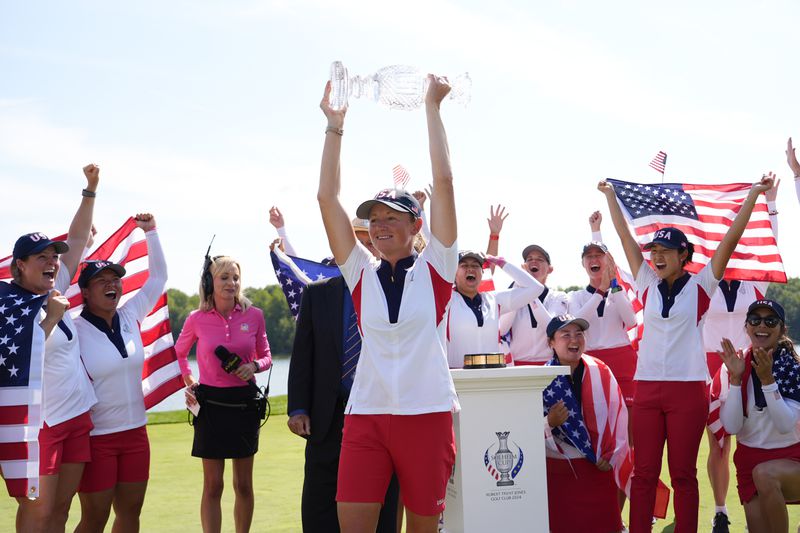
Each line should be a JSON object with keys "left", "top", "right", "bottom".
{"left": 607, "top": 179, "right": 699, "bottom": 220}
{"left": 759, "top": 345, "right": 800, "bottom": 406}
{"left": 543, "top": 353, "right": 597, "bottom": 463}
{"left": 269, "top": 251, "right": 340, "bottom": 318}
{"left": 0, "top": 283, "right": 47, "bottom": 388}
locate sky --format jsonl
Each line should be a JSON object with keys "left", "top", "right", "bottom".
{"left": 2, "top": 1, "right": 799, "bottom": 294}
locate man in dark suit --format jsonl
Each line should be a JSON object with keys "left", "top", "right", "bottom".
{"left": 287, "top": 222, "right": 398, "bottom": 533}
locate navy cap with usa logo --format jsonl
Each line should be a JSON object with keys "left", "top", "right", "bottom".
{"left": 356, "top": 188, "right": 422, "bottom": 220}
{"left": 78, "top": 260, "right": 127, "bottom": 288}
{"left": 546, "top": 314, "right": 590, "bottom": 339}
{"left": 747, "top": 299, "right": 786, "bottom": 323}
{"left": 643, "top": 227, "right": 689, "bottom": 251}
{"left": 12, "top": 232, "right": 69, "bottom": 261}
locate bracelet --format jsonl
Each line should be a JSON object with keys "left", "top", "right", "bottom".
{"left": 489, "top": 234, "right": 500, "bottom": 241}
{"left": 768, "top": 210, "right": 778, "bottom": 215}
{"left": 81, "top": 188, "right": 96, "bottom": 198}
{"left": 325, "top": 126, "right": 343, "bottom": 136}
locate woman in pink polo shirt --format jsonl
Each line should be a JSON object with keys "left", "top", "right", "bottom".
{"left": 317, "top": 75, "right": 458, "bottom": 533}
{"left": 176, "top": 256, "right": 272, "bottom": 533}
{"left": 598, "top": 174, "right": 774, "bottom": 533}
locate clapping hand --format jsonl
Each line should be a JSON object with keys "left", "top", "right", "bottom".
{"left": 752, "top": 347, "right": 776, "bottom": 386}
{"left": 718, "top": 338, "right": 745, "bottom": 385}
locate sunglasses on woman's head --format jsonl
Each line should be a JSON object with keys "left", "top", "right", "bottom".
{"left": 746, "top": 315, "right": 782, "bottom": 328}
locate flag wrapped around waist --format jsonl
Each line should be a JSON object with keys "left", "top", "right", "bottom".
{"left": 608, "top": 179, "right": 785, "bottom": 283}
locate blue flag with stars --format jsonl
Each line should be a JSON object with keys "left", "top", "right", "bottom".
{"left": 542, "top": 353, "right": 597, "bottom": 463}
{"left": 269, "top": 249, "right": 340, "bottom": 319}
{"left": 0, "top": 282, "right": 47, "bottom": 388}
{"left": 607, "top": 179, "right": 699, "bottom": 220}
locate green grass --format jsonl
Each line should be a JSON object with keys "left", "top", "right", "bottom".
{"left": 2, "top": 396, "right": 798, "bottom": 531}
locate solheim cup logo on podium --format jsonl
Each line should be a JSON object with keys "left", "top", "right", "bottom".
{"left": 484, "top": 431, "right": 524, "bottom": 487}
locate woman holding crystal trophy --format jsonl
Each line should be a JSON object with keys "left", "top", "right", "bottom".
{"left": 317, "top": 63, "right": 462, "bottom": 533}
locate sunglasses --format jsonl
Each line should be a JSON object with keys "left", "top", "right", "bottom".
{"left": 746, "top": 315, "right": 782, "bottom": 328}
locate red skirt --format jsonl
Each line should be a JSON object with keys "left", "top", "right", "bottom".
{"left": 546, "top": 457, "right": 622, "bottom": 533}
{"left": 586, "top": 345, "right": 638, "bottom": 406}
{"left": 733, "top": 441, "right": 800, "bottom": 504}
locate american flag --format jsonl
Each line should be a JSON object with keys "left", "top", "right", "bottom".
{"left": 270, "top": 248, "right": 339, "bottom": 319}
{"left": 0, "top": 218, "right": 184, "bottom": 495}
{"left": 0, "top": 283, "right": 47, "bottom": 498}
{"left": 707, "top": 364, "right": 729, "bottom": 451}
{"left": 392, "top": 164, "right": 411, "bottom": 189}
{"left": 608, "top": 179, "right": 786, "bottom": 283}
{"left": 649, "top": 151, "right": 667, "bottom": 174}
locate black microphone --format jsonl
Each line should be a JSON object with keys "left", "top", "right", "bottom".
{"left": 214, "top": 345, "right": 262, "bottom": 396}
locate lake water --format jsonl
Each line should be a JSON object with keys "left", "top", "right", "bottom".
{"left": 150, "top": 357, "right": 290, "bottom": 412}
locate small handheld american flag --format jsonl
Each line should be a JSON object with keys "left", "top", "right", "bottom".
{"left": 648, "top": 151, "right": 667, "bottom": 174}
{"left": 392, "top": 164, "right": 411, "bottom": 189}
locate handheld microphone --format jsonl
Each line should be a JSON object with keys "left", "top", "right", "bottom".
{"left": 214, "top": 345, "right": 262, "bottom": 396}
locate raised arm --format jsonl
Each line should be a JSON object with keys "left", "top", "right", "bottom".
{"left": 269, "top": 206, "right": 297, "bottom": 256}
{"left": 485, "top": 204, "right": 508, "bottom": 261}
{"left": 317, "top": 82, "right": 356, "bottom": 264}
{"left": 786, "top": 138, "right": 800, "bottom": 206}
{"left": 426, "top": 75, "right": 456, "bottom": 247}
{"left": 598, "top": 181, "right": 643, "bottom": 278}
{"left": 61, "top": 164, "right": 99, "bottom": 278}
{"left": 127, "top": 214, "right": 168, "bottom": 321}
{"left": 765, "top": 178, "right": 780, "bottom": 239}
{"left": 710, "top": 174, "right": 774, "bottom": 280}
{"left": 589, "top": 210, "right": 603, "bottom": 242}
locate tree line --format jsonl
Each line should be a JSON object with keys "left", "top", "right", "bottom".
{"left": 165, "top": 277, "right": 800, "bottom": 358}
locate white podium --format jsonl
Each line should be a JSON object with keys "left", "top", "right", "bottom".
{"left": 443, "top": 366, "right": 568, "bottom": 533}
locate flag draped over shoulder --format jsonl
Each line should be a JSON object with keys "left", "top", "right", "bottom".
{"left": 543, "top": 354, "right": 670, "bottom": 518}
{"left": 270, "top": 248, "right": 340, "bottom": 319}
{"left": 0, "top": 284, "right": 47, "bottom": 498}
{"left": 608, "top": 179, "right": 785, "bottom": 283}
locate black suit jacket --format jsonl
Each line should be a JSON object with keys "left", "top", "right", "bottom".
{"left": 287, "top": 276, "right": 345, "bottom": 443}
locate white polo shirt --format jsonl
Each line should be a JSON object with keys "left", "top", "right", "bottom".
{"left": 340, "top": 235, "right": 459, "bottom": 415}
{"left": 568, "top": 287, "right": 637, "bottom": 351}
{"left": 702, "top": 280, "right": 767, "bottom": 354}
{"left": 446, "top": 262, "right": 543, "bottom": 368}
{"left": 74, "top": 230, "right": 167, "bottom": 435}
{"left": 498, "top": 288, "right": 568, "bottom": 364}
{"left": 40, "top": 264, "right": 97, "bottom": 427}
{"left": 634, "top": 262, "right": 719, "bottom": 381}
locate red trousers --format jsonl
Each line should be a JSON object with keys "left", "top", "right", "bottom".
{"left": 630, "top": 381, "right": 708, "bottom": 533}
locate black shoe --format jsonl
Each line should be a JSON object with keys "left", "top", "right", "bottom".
{"left": 712, "top": 512, "right": 730, "bottom": 533}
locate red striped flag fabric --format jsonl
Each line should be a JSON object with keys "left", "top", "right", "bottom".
{"left": 392, "top": 164, "right": 411, "bottom": 189}
{"left": 649, "top": 151, "right": 667, "bottom": 174}
{"left": 608, "top": 179, "right": 786, "bottom": 283}
{"left": 707, "top": 364, "right": 730, "bottom": 451}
